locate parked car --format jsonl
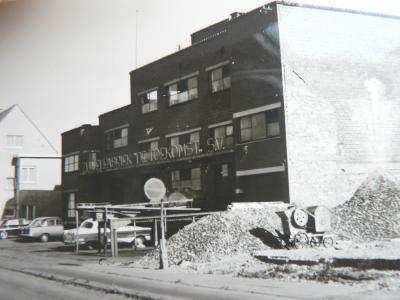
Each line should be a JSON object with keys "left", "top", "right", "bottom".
{"left": 63, "top": 218, "right": 151, "bottom": 248}
{"left": 0, "top": 218, "right": 30, "bottom": 239}
{"left": 20, "top": 217, "right": 64, "bottom": 242}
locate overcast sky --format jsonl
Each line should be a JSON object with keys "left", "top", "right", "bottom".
{"left": 0, "top": 0, "right": 399, "bottom": 151}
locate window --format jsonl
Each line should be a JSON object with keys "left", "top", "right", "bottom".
{"left": 46, "top": 219, "right": 56, "bottom": 226}
{"left": 210, "top": 65, "right": 230, "bottom": 93}
{"left": 140, "top": 90, "right": 158, "bottom": 114}
{"left": 67, "top": 193, "right": 76, "bottom": 218}
{"left": 86, "top": 152, "right": 97, "bottom": 171}
{"left": 221, "top": 164, "right": 229, "bottom": 177}
{"left": 3, "top": 208, "right": 15, "bottom": 217}
{"left": 168, "top": 77, "right": 198, "bottom": 105}
{"left": 139, "top": 140, "right": 159, "bottom": 162}
{"left": 169, "top": 132, "right": 200, "bottom": 146}
{"left": 6, "top": 135, "right": 23, "bottom": 148}
{"left": 21, "top": 166, "right": 36, "bottom": 183}
{"left": 213, "top": 124, "right": 233, "bottom": 147}
{"left": 105, "top": 127, "right": 128, "bottom": 150}
{"left": 171, "top": 167, "right": 201, "bottom": 191}
{"left": 64, "top": 154, "right": 79, "bottom": 173}
{"left": 239, "top": 109, "right": 280, "bottom": 142}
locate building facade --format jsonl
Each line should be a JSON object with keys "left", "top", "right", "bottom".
{"left": 0, "top": 105, "right": 61, "bottom": 219}
{"left": 61, "top": 2, "right": 400, "bottom": 221}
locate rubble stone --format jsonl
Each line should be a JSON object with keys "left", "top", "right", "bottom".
{"left": 332, "top": 171, "right": 400, "bottom": 241}
{"left": 136, "top": 206, "right": 284, "bottom": 267}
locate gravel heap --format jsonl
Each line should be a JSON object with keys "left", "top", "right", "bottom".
{"left": 136, "top": 204, "right": 285, "bottom": 268}
{"left": 332, "top": 171, "right": 400, "bottom": 241}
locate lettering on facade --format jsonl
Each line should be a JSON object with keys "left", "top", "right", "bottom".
{"left": 81, "top": 137, "right": 226, "bottom": 173}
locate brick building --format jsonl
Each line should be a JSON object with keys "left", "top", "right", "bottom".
{"left": 61, "top": 2, "right": 400, "bottom": 221}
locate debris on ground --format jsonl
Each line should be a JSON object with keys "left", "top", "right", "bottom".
{"left": 332, "top": 171, "right": 400, "bottom": 241}
{"left": 135, "top": 203, "right": 286, "bottom": 268}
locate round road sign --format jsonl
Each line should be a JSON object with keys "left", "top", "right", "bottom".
{"left": 144, "top": 178, "right": 166, "bottom": 202}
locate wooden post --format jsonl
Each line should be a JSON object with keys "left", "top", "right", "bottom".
{"left": 75, "top": 209, "right": 79, "bottom": 253}
{"left": 159, "top": 197, "right": 168, "bottom": 269}
{"left": 103, "top": 209, "right": 107, "bottom": 254}
{"left": 97, "top": 210, "right": 101, "bottom": 254}
{"left": 110, "top": 219, "right": 115, "bottom": 257}
{"left": 154, "top": 219, "right": 158, "bottom": 247}
{"left": 133, "top": 219, "right": 137, "bottom": 250}
{"left": 113, "top": 228, "right": 118, "bottom": 257}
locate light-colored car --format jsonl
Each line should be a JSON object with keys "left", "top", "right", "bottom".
{"left": 20, "top": 217, "right": 64, "bottom": 242}
{"left": 0, "top": 218, "right": 30, "bottom": 239}
{"left": 63, "top": 218, "right": 151, "bottom": 248}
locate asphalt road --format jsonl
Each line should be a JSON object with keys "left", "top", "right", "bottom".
{"left": 0, "top": 238, "right": 399, "bottom": 300}
{"left": 0, "top": 268, "right": 128, "bottom": 300}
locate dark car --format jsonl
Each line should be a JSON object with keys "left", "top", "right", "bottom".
{"left": 0, "top": 218, "right": 30, "bottom": 239}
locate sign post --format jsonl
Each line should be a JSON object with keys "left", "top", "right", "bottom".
{"left": 144, "top": 178, "right": 168, "bottom": 269}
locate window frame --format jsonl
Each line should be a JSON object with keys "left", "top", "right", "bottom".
{"left": 6, "top": 135, "right": 24, "bottom": 148}
{"left": 64, "top": 154, "right": 79, "bottom": 173}
{"left": 105, "top": 127, "right": 129, "bottom": 150}
{"left": 212, "top": 124, "right": 233, "bottom": 147}
{"left": 209, "top": 64, "right": 231, "bottom": 93}
{"left": 21, "top": 166, "right": 37, "bottom": 183}
{"left": 140, "top": 89, "right": 158, "bottom": 114}
{"left": 67, "top": 192, "right": 76, "bottom": 218}
{"left": 171, "top": 167, "right": 201, "bottom": 191}
{"left": 238, "top": 109, "right": 280, "bottom": 143}
{"left": 167, "top": 76, "right": 198, "bottom": 106}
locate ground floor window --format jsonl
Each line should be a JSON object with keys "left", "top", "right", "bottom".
{"left": 171, "top": 167, "right": 201, "bottom": 191}
{"left": 67, "top": 193, "right": 76, "bottom": 218}
{"left": 21, "top": 205, "right": 36, "bottom": 220}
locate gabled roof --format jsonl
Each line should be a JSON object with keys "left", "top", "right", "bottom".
{"left": 0, "top": 104, "right": 16, "bottom": 123}
{"left": 0, "top": 104, "right": 58, "bottom": 153}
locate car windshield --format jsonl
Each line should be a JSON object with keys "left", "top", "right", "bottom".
{"left": 30, "top": 219, "right": 44, "bottom": 227}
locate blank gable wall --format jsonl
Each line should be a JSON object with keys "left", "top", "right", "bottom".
{"left": 278, "top": 4, "right": 400, "bottom": 207}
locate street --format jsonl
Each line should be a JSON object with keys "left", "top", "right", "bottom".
{"left": 0, "top": 238, "right": 399, "bottom": 300}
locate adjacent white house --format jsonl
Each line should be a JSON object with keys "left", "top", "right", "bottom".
{"left": 0, "top": 104, "right": 61, "bottom": 219}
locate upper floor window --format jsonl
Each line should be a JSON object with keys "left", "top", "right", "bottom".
{"left": 140, "top": 90, "right": 158, "bottom": 114}
{"left": 168, "top": 77, "right": 198, "bottom": 106}
{"left": 139, "top": 140, "right": 159, "bottom": 162}
{"left": 6, "top": 135, "right": 23, "bottom": 148}
{"left": 105, "top": 127, "right": 128, "bottom": 150}
{"left": 239, "top": 109, "right": 280, "bottom": 142}
{"left": 169, "top": 131, "right": 200, "bottom": 147}
{"left": 64, "top": 154, "right": 79, "bottom": 173}
{"left": 210, "top": 65, "right": 230, "bottom": 93}
{"left": 21, "top": 166, "right": 36, "bottom": 183}
{"left": 212, "top": 124, "right": 233, "bottom": 147}
{"left": 85, "top": 152, "right": 97, "bottom": 171}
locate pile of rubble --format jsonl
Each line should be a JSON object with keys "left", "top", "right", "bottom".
{"left": 332, "top": 171, "right": 400, "bottom": 241}
{"left": 136, "top": 203, "right": 286, "bottom": 268}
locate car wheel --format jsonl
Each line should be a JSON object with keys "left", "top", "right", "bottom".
{"left": 0, "top": 231, "right": 8, "bottom": 239}
{"left": 40, "top": 234, "right": 49, "bottom": 243}
{"left": 133, "top": 236, "right": 146, "bottom": 249}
